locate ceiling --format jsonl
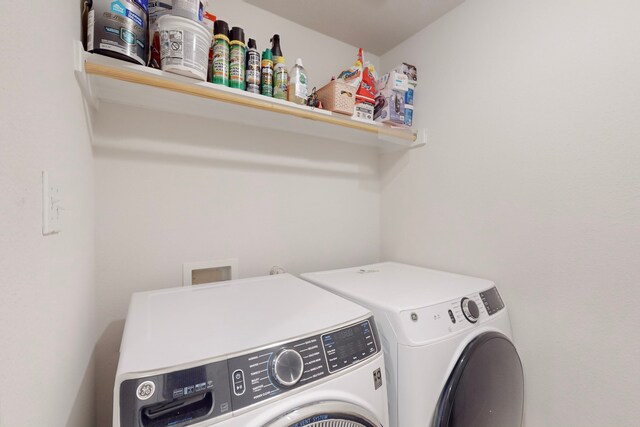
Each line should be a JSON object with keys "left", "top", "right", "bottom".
{"left": 243, "top": 0, "right": 465, "bottom": 55}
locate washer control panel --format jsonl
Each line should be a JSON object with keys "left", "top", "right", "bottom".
{"left": 118, "top": 360, "right": 231, "bottom": 427}
{"left": 322, "top": 320, "right": 378, "bottom": 373}
{"left": 227, "top": 317, "right": 380, "bottom": 411}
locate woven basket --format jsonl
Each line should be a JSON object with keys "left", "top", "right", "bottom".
{"left": 316, "top": 80, "right": 356, "bottom": 115}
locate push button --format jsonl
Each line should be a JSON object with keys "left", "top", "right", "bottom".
{"left": 448, "top": 310, "right": 456, "bottom": 324}
{"left": 232, "top": 369, "right": 246, "bottom": 396}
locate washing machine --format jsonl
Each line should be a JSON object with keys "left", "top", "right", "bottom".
{"left": 114, "top": 274, "right": 389, "bottom": 427}
{"left": 301, "top": 262, "right": 524, "bottom": 427}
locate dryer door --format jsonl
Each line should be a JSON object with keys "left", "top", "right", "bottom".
{"left": 434, "top": 332, "right": 524, "bottom": 427}
{"left": 265, "top": 401, "right": 383, "bottom": 427}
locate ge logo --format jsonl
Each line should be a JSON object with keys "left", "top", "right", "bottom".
{"left": 136, "top": 381, "right": 156, "bottom": 400}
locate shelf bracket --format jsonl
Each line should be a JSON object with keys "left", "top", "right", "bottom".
{"left": 415, "top": 128, "right": 428, "bottom": 148}
{"left": 73, "top": 42, "right": 98, "bottom": 144}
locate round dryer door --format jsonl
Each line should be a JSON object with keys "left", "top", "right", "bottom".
{"left": 264, "top": 401, "right": 383, "bottom": 427}
{"left": 435, "top": 332, "right": 524, "bottom": 427}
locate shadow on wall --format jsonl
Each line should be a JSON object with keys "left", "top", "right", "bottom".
{"left": 66, "top": 350, "right": 96, "bottom": 427}
{"left": 95, "top": 320, "right": 126, "bottom": 427}
{"left": 91, "top": 104, "right": 381, "bottom": 184}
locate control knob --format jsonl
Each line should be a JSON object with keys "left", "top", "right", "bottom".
{"left": 271, "top": 349, "right": 304, "bottom": 387}
{"left": 461, "top": 297, "right": 480, "bottom": 323}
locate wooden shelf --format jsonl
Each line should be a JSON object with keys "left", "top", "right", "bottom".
{"left": 74, "top": 42, "right": 425, "bottom": 151}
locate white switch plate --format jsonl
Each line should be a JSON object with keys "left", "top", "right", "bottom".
{"left": 42, "top": 171, "right": 62, "bottom": 235}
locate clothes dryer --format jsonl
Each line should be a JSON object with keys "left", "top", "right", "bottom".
{"left": 114, "top": 274, "right": 389, "bottom": 427}
{"left": 302, "top": 262, "right": 524, "bottom": 427}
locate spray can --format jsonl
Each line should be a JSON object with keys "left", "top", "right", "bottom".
{"left": 229, "top": 27, "right": 246, "bottom": 89}
{"left": 212, "top": 20, "right": 229, "bottom": 85}
{"left": 260, "top": 48, "right": 274, "bottom": 97}
{"left": 245, "top": 38, "right": 261, "bottom": 94}
{"left": 273, "top": 56, "right": 288, "bottom": 100}
{"left": 270, "top": 34, "right": 287, "bottom": 100}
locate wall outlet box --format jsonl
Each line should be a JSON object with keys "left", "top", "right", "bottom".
{"left": 183, "top": 258, "right": 239, "bottom": 286}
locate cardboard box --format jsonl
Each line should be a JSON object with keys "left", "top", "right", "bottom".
{"left": 404, "top": 105, "right": 414, "bottom": 127}
{"left": 374, "top": 89, "right": 405, "bottom": 125}
{"left": 376, "top": 71, "right": 409, "bottom": 93}
{"left": 404, "top": 86, "right": 414, "bottom": 106}
{"left": 394, "top": 63, "right": 418, "bottom": 86}
{"left": 352, "top": 102, "right": 375, "bottom": 122}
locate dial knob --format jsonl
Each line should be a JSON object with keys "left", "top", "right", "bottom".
{"left": 461, "top": 298, "right": 480, "bottom": 323}
{"left": 271, "top": 349, "right": 304, "bottom": 387}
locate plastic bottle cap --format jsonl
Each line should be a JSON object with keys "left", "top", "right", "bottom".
{"left": 214, "top": 20, "right": 229, "bottom": 37}
{"left": 295, "top": 58, "right": 303, "bottom": 67}
{"left": 248, "top": 38, "right": 257, "bottom": 50}
{"left": 262, "top": 48, "right": 273, "bottom": 61}
{"left": 230, "top": 27, "right": 245, "bottom": 44}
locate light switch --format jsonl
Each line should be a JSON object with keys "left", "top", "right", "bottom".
{"left": 42, "top": 171, "right": 62, "bottom": 236}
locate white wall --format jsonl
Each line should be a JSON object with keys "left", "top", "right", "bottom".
{"left": 94, "top": 2, "right": 381, "bottom": 425}
{"left": 0, "top": 1, "right": 95, "bottom": 426}
{"left": 381, "top": 1, "right": 640, "bottom": 426}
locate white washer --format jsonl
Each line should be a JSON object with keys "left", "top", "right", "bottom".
{"left": 114, "top": 274, "right": 389, "bottom": 427}
{"left": 302, "top": 262, "right": 524, "bottom": 427}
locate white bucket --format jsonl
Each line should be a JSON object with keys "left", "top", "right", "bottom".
{"left": 158, "top": 15, "right": 210, "bottom": 81}
{"left": 173, "top": 0, "right": 207, "bottom": 22}
{"left": 150, "top": 0, "right": 208, "bottom": 25}
{"left": 149, "top": 1, "right": 172, "bottom": 28}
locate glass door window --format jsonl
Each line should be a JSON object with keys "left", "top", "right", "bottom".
{"left": 435, "top": 332, "right": 524, "bottom": 427}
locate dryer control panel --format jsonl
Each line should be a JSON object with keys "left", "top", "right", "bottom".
{"left": 400, "top": 287, "right": 506, "bottom": 344}
{"left": 479, "top": 287, "right": 505, "bottom": 315}
{"left": 227, "top": 317, "right": 380, "bottom": 411}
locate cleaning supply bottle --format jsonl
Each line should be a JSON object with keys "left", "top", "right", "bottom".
{"left": 270, "top": 34, "right": 287, "bottom": 99}
{"left": 273, "top": 56, "right": 288, "bottom": 100}
{"left": 229, "top": 27, "right": 246, "bottom": 89}
{"left": 245, "top": 38, "right": 261, "bottom": 94}
{"left": 288, "top": 58, "right": 308, "bottom": 105}
{"left": 212, "top": 20, "right": 229, "bottom": 85}
{"left": 261, "top": 48, "right": 274, "bottom": 97}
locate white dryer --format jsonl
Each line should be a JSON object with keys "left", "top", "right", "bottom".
{"left": 114, "top": 274, "right": 389, "bottom": 427}
{"left": 302, "top": 262, "right": 524, "bottom": 427}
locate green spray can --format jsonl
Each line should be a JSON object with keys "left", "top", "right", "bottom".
{"left": 229, "top": 27, "right": 246, "bottom": 89}
{"left": 261, "top": 48, "right": 274, "bottom": 97}
{"left": 212, "top": 20, "right": 230, "bottom": 86}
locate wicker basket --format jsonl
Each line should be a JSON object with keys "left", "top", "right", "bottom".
{"left": 316, "top": 80, "right": 356, "bottom": 115}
